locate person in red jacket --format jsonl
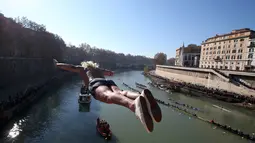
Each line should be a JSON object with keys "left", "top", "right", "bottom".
{"left": 54, "top": 60, "right": 162, "bottom": 133}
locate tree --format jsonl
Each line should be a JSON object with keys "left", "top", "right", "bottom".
{"left": 167, "top": 58, "right": 175, "bottom": 66}
{"left": 0, "top": 14, "right": 154, "bottom": 70}
{"left": 154, "top": 52, "right": 167, "bottom": 65}
{"left": 144, "top": 65, "right": 149, "bottom": 73}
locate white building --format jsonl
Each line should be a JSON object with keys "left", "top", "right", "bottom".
{"left": 200, "top": 28, "right": 255, "bottom": 71}
{"left": 175, "top": 44, "right": 201, "bottom": 67}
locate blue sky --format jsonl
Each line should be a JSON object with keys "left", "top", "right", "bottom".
{"left": 1, "top": 0, "right": 255, "bottom": 58}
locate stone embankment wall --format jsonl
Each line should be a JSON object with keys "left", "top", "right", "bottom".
{"left": 0, "top": 57, "right": 56, "bottom": 88}
{"left": 155, "top": 66, "right": 255, "bottom": 96}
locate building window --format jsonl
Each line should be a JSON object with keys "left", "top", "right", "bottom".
{"left": 234, "top": 44, "right": 236, "bottom": 47}
{"left": 219, "top": 42, "right": 221, "bottom": 44}
{"left": 217, "top": 51, "right": 220, "bottom": 54}
{"left": 248, "top": 54, "right": 253, "bottom": 59}
{"left": 214, "top": 43, "right": 216, "bottom": 45}
{"left": 234, "top": 39, "right": 238, "bottom": 42}
{"left": 240, "top": 38, "right": 244, "bottom": 41}
{"left": 249, "top": 48, "right": 254, "bottom": 52}
{"left": 214, "top": 47, "right": 216, "bottom": 49}
{"left": 206, "top": 52, "right": 208, "bottom": 55}
{"left": 232, "top": 50, "right": 236, "bottom": 53}
{"left": 218, "top": 46, "right": 221, "bottom": 49}
{"left": 228, "top": 45, "right": 230, "bottom": 48}
{"left": 237, "top": 55, "right": 242, "bottom": 59}
{"left": 207, "top": 48, "right": 209, "bottom": 50}
{"left": 223, "top": 46, "right": 225, "bottom": 48}
{"left": 213, "top": 51, "right": 216, "bottom": 54}
{"left": 210, "top": 52, "right": 212, "bottom": 54}
{"left": 231, "top": 55, "right": 235, "bottom": 59}
{"left": 238, "top": 49, "right": 243, "bottom": 53}
{"left": 210, "top": 47, "right": 212, "bottom": 50}
{"left": 225, "top": 66, "right": 228, "bottom": 69}
{"left": 229, "top": 41, "right": 231, "bottom": 43}
{"left": 222, "top": 50, "right": 225, "bottom": 54}
{"left": 240, "top": 44, "right": 242, "bottom": 47}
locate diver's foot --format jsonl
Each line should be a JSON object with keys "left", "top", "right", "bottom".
{"left": 134, "top": 96, "right": 154, "bottom": 133}
{"left": 141, "top": 89, "right": 162, "bottom": 122}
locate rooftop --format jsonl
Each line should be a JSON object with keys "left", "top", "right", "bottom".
{"left": 205, "top": 28, "right": 255, "bottom": 41}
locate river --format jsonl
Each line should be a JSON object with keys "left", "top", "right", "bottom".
{"left": 1, "top": 71, "right": 255, "bottom": 143}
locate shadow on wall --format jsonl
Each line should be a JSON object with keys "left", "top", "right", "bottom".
{"left": 0, "top": 58, "right": 56, "bottom": 87}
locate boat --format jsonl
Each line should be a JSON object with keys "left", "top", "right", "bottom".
{"left": 96, "top": 118, "right": 112, "bottom": 140}
{"left": 135, "top": 82, "right": 147, "bottom": 88}
{"left": 78, "top": 86, "right": 92, "bottom": 104}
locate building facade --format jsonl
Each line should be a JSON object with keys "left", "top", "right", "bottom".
{"left": 199, "top": 28, "right": 255, "bottom": 71}
{"left": 175, "top": 44, "right": 201, "bottom": 67}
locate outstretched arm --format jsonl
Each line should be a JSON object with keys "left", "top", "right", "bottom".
{"left": 54, "top": 59, "right": 83, "bottom": 73}
{"left": 54, "top": 59, "right": 90, "bottom": 86}
{"left": 56, "top": 63, "right": 84, "bottom": 73}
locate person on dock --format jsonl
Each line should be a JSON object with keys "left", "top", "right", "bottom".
{"left": 53, "top": 59, "right": 162, "bottom": 133}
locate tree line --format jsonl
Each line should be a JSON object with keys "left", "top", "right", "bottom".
{"left": 0, "top": 13, "right": 154, "bottom": 70}
{"left": 154, "top": 52, "right": 175, "bottom": 66}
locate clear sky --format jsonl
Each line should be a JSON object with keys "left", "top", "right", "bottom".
{"left": 1, "top": 0, "right": 255, "bottom": 58}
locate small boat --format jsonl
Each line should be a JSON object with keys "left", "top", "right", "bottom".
{"left": 78, "top": 86, "right": 92, "bottom": 104}
{"left": 136, "top": 85, "right": 147, "bottom": 89}
{"left": 135, "top": 82, "right": 147, "bottom": 88}
{"left": 96, "top": 118, "right": 112, "bottom": 140}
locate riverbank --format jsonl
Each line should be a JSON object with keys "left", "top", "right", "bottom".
{"left": 0, "top": 71, "right": 75, "bottom": 130}
{"left": 143, "top": 71, "right": 255, "bottom": 111}
{"left": 1, "top": 71, "right": 254, "bottom": 143}
{"left": 123, "top": 80, "right": 255, "bottom": 141}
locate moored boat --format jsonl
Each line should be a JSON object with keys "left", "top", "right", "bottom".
{"left": 78, "top": 86, "right": 92, "bottom": 104}
{"left": 135, "top": 82, "right": 147, "bottom": 88}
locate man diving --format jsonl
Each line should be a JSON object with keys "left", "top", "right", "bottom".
{"left": 53, "top": 60, "right": 162, "bottom": 133}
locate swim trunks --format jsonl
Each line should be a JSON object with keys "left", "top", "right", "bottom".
{"left": 88, "top": 78, "right": 117, "bottom": 96}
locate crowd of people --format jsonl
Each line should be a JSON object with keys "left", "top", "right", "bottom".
{"left": 153, "top": 89, "right": 255, "bottom": 141}
{"left": 0, "top": 77, "right": 56, "bottom": 116}
{"left": 147, "top": 73, "right": 255, "bottom": 104}
{"left": 97, "top": 118, "right": 111, "bottom": 134}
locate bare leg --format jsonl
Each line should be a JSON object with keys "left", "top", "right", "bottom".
{"left": 94, "top": 86, "right": 135, "bottom": 112}
{"left": 111, "top": 85, "right": 162, "bottom": 123}
{"left": 110, "top": 85, "right": 140, "bottom": 100}
{"left": 94, "top": 85, "right": 153, "bottom": 132}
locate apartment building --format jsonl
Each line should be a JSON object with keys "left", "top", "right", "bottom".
{"left": 175, "top": 44, "right": 201, "bottom": 67}
{"left": 199, "top": 28, "right": 255, "bottom": 71}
